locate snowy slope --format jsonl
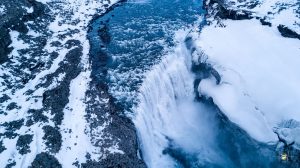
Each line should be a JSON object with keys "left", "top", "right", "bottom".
{"left": 0, "top": 0, "right": 144, "bottom": 167}
{"left": 195, "top": 19, "right": 300, "bottom": 142}
{"left": 196, "top": 0, "right": 300, "bottom": 153}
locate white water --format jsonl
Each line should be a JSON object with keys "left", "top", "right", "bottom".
{"left": 133, "top": 30, "right": 225, "bottom": 167}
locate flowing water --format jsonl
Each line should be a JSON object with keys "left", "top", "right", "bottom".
{"left": 89, "top": 0, "right": 204, "bottom": 110}
{"left": 88, "top": 0, "right": 281, "bottom": 167}
{"left": 132, "top": 31, "right": 228, "bottom": 167}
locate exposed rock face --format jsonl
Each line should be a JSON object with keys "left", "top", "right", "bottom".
{"left": 0, "top": 28, "right": 12, "bottom": 64}
{"left": 203, "top": 0, "right": 253, "bottom": 22}
{"left": 277, "top": 25, "right": 300, "bottom": 40}
{"left": 204, "top": 0, "right": 300, "bottom": 36}
{"left": 0, "top": 0, "right": 45, "bottom": 64}
{"left": 16, "top": 134, "right": 33, "bottom": 155}
{"left": 30, "top": 152, "right": 62, "bottom": 168}
{"left": 84, "top": 4, "right": 146, "bottom": 165}
{"left": 42, "top": 126, "right": 62, "bottom": 153}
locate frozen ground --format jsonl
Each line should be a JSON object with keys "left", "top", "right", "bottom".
{"left": 0, "top": 0, "right": 145, "bottom": 167}
{"left": 1, "top": 0, "right": 299, "bottom": 167}
{"left": 196, "top": 0, "right": 300, "bottom": 156}
{"left": 223, "top": 0, "right": 300, "bottom": 33}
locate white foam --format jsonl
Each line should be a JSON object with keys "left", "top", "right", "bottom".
{"left": 133, "top": 30, "right": 225, "bottom": 167}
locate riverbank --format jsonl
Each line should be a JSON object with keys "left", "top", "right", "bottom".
{"left": 0, "top": 0, "right": 146, "bottom": 167}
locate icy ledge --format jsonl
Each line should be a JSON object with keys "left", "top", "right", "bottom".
{"left": 192, "top": 19, "right": 300, "bottom": 146}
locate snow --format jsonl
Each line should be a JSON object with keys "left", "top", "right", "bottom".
{"left": 57, "top": 38, "right": 123, "bottom": 166}
{"left": 0, "top": 0, "right": 122, "bottom": 167}
{"left": 57, "top": 69, "right": 94, "bottom": 166}
{"left": 0, "top": 5, "right": 6, "bottom": 15}
{"left": 133, "top": 30, "right": 227, "bottom": 167}
{"left": 25, "top": 7, "right": 34, "bottom": 14}
{"left": 194, "top": 19, "right": 300, "bottom": 143}
{"left": 274, "top": 120, "right": 300, "bottom": 149}
{"left": 224, "top": 0, "right": 300, "bottom": 33}
{"left": 9, "top": 31, "right": 30, "bottom": 59}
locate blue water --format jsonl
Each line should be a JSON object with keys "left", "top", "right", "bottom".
{"left": 88, "top": 0, "right": 282, "bottom": 167}
{"left": 89, "top": 0, "right": 204, "bottom": 110}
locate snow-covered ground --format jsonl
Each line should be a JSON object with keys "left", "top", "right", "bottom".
{"left": 0, "top": 0, "right": 124, "bottom": 167}
{"left": 1, "top": 0, "right": 299, "bottom": 166}
{"left": 223, "top": 0, "right": 300, "bottom": 33}
{"left": 195, "top": 0, "right": 300, "bottom": 148}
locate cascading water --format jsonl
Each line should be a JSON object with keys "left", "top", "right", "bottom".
{"left": 133, "top": 31, "right": 227, "bottom": 167}
{"left": 89, "top": 0, "right": 282, "bottom": 167}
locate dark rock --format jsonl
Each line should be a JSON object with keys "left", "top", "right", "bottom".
{"left": 30, "top": 152, "right": 62, "bottom": 168}
{"left": 260, "top": 18, "right": 272, "bottom": 27}
{"left": 98, "top": 24, "right": 111, "bottom": 44}
{"left": 0, "top": 132, "right": 18, "bottom": 139}
{"left": 82, "top": 152, "right": 146, "bottom": 168}
{"left": 42, "top": 82, "right": 69, "bottom": 126}
{"left": 163, "top": 145, "right": 199, "bottom": 168}
{"left": 65, "top": 39, "right": 81, "bottom": 49}
{"left": 193, "top": 78, "right": 202, "bottom": 100}
{"left": 192, "top": 63, "right": 221, "bottom": 85}
{"left": 0, "top": 94, "right": 10, "bottom": 103}
{"left": 50, "top": 41, "right": 62, "bottom": 47}
{"left": 57, "top": 29, "right": 80, "bottom": 40}
{"left": 247, "top": 1, "right": 260, "bottom": 9}
{"left": 25, "top": 119, "right": 35, "bottom": 127}
{"left": 277, "top": 25, "right": 300, "bottom": 40}
{"left": 0, "top": 140, "right": 7, "bottom": 153}
{"left": 11, "top": 22, "right": 29, "bottom": 34}
{"left": 72, "top": 161, "right": 80, "bottom": 167}
{"left": 6, "top": 102, "right": 20, "bottom": 111}
{"left": 42, "top": 126, "right": 62, "bottom": 153}
{"left": 0, "top": 119, "right": 24, "bottom": 139}
{"left": 0, "top": 0, "right": 46, "bottom": 64}
{"left": 217, "top": 5, "right": 253, "bottom": 20}
{"left": 23, "top": 0, "right": 45, "bottom": 22}
{"left": 29, "top": 62, "right": 45, "bottom": 71}
{"left": 84, "top": 80, "right": 146, "bottom": 167}
{"left": 16, "top": 134, "right": 33, "bottom": 155}
{"left": 2, "top": 119, "right": 24, "bottom": 132}
{"left": 27, "top": 109, "right": 48, "bottom": 124}
{"left": 42, "top": 47, "right": 82, "bottom": 125}
{"left": 204, "top": 0, "right": 253, "bottom": 20}
{"left": 0, "top": 29, "right": 13, "bottom": 64}
{"left": 5, "top": 161, "right": 16, "bottom": 168}
{"left": 83, "top": 3, "right": 147, "bottom": 165}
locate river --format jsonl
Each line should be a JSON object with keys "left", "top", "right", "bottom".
{"left": 88, "top": 0, "right": 281, "bottom": 167}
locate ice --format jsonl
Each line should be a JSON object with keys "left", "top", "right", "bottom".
{"left": 272, "top": 119, "right": 300, "bottom": 150}
{"left": 133, "top": 30, "right": 226, "bottom": 167}
{"left": 194, "top": 19, "right": 300, "bottom": 143}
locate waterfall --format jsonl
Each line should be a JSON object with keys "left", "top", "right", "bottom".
{"left": 132, "top": 30, "right": 226, "bottom": 167}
